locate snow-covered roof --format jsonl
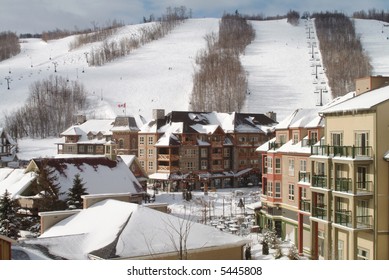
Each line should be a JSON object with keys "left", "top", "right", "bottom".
{"left": 23, "top": 199, "right": 248, "bottom": 259}
{"left": 30, "top": 157, "right": 143, "bottom": 199}
{"left": 320, "top": 85, "right": 389, "bottom": 114}
{"left": 276, "top": 137, "right": 312, "bottom": 154}
{"left": 276, "top": 108, "right": 321, "bottom": 130}
{"left": 60, "top": 119, "right": 115, "bottom": 141}
{"left": 0, "top": 168, "right": 37, "bottom": 199}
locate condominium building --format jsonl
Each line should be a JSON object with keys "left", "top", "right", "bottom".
{"left": 138, "top": 109, "right": 277, "bottom": 190}
{"left": 257, "top": 76, "right": 389, "bottom": 260}
{"left": 310, "top": 78, "right": 389, "bottom": 260}
{"left": 257, "top": 108, "right": 324, "bottom": 256}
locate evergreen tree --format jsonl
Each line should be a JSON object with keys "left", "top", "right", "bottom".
{"left": 36, "top": 160, "right": 65, "bottom": 211}
{"left": 66, "top": 174, "right": 88, "bottom": 209}
{"left": 0, "top": 189, "right": 21, "bottom": 239}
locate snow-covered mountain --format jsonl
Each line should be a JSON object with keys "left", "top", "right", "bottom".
{"left": 1, "top": 18, "right": 389, "bottom": 159}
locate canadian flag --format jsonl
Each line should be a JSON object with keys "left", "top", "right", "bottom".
{"left": 118, "top": 102, "right": 126, "bottom": 108}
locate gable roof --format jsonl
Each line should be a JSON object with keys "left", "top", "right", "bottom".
{"left": 320, "top": 85, "right": 389, "bottom": 115}
{"left": 0, "top": 168, "right": 37, "bottom": 199}
{"left": 22, "top": 199, "right": 247, "bottom": 260}
{"left": 27, "top": 157, "right": 143, "bottom": 199}
{"left": 140, "top": 111, "right": 277, "bottom": 134}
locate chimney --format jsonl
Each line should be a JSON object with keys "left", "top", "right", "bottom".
{"left": 266, "top": 111, "right": 277, "bottom": 122}
{"left": 76, "top": 115, "right": 87, "bottom": 124}
{"left": 152, "top": 109, "right": 165, "bottom": 120}
{"left": 356, "top": 76, "right": 389, "bottom": 96}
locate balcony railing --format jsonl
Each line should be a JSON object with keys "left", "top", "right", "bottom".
{"left": 335, "top": 210, "right": 352, "bottom": 227}
{"left": 158, "top": 154, "right": 180, "bottom": 161}
{"left": 356, "top": 215, "right": 373, "bottom": 229}
{"left": 312, "top": 205, "right": 327, "bottom": 220}
{"left": 312, "top": 175, "right": 327, "bottom": 188}
{"left": 311, "top": 145, "right": 372, "bottom": 159}
{"left": 356, "top": 181, "right": 374, "bottom": 194}
{"left": 302, "top": 138, "right": 317, "bottom": 147}
{"left": 298, "top": 171, "right": 310, "bottom": 183}
{"left": 300, "top": 200, "right": 311, "bottom": 212}
{"left": 268, "top": 142, "right": 283, "bottom": 150}
{"left": 334, "top": 178, "right": 352, "bottom": 193}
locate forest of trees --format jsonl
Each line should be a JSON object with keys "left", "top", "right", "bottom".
{"left": 190, "top": 12, "right": 255, "bottom": 112}
{"left": 353, "top": 9, "right": 389, "bottom": 22}
{"left": 313, "top": 12, "right": 372, "bottom": 97}
{"left": 83, "top": 6, "right": 190, "bottom": 66}
{"left": 0, "top": 31, "right": 20, "bottom": 61}
{"left": 4, "top": 75, "right": 88, "bottom": 139}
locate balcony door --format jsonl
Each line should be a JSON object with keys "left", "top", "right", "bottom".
{"left": 355, "top": 132, "right": 369, "bottom": 156}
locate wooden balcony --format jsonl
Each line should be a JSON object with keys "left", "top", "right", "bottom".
{"left": 158, "top": 154, "right": 180, "bottom": 161}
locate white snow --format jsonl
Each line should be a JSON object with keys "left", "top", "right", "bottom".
{"left": 0, "top": 18, "right": 387, "bottom": 160}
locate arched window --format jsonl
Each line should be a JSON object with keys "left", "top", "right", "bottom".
{"left": 119, "top": 139, "right": 124, "bottom": 149}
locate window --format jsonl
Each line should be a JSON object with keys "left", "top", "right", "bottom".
{"left": 131, "top": 138, "right": 136, "bottom": 149}
{"left": 140, "top": 161, "right": 145, "bottom": 168}
{"left": 79, "top": 145, "right": 85, "bottom": 153}
{"left": 148, "top": 136, "right": 154, "bottom": 145}
{"left": 331, "top": 132, "right": 343, "bottom": 146}
{"left": 309, "top": 131, "right": 318, "bottom": 143}
{"left": 267, "top": 157, "right": 273, "bottom": 174}
{"left": 275, "top": 158, "right": 281, "bottom": 174}
{"left": 301, "top": 188, "right": 307, "bottom": 200}
{"left": 357, "top": 248, "right": 369, "bottom": 260}
{"left": 148, "top": 149, "right": 153, "bottom": 157}
{"left": 316, "top": 162, "right": 325, "bottom": 176}
{"left": 201, "top": 148, "right": 208, "bottom": 158}
{"left": 278, "top": 134, "right": 287, "bottom": 144}
{"left": 186, "top": 162, "right": 195, "bottom": 170}
{"left": 275, "top": 182, "right": 281, "bottom": 198}
{"left": 288, "top": 158, "right": 295, "bottom": 176}
{"left": 357, "top": 200, "right": 369, "bottom": 226}
{"left": 224, "top": 148, "right": 230, "bottom": 157}
{"left": 293, "top": 132, "right": 299, "bottom": 144}
{"left": 300, "top": 160, "right": 307, "bottom": 172}
{"left": 201, "top": 160, "right": 208, "bottom": 170}
{"left": 267, "top": 181, "right": 273, "bottom": 197}
{"left": 148, "top": 161, "right": 154, "bottom": 170}
{"left": 224, "top": 159, "right": 230, "bottom": 169}
{"left": 357, "top": 166, "right": 368, "bottom": 190}
{"left": 87, "top": 145, "right": 94, "bottom": 153}
{"left": 288, "top": 184, "right": 295, "bottom": 200}
{"left": 139, "top": 149, "right": 145, "bottom": 157}
{"left": 118, "top": 139, "right": 124, "bottom": 149}
{"left": 355, "top": 132, "right": 369, "bottom": 155}
{"left": 337, "top": 240, "right": 344, "bottom": 260}
{"left": 239, "top": 136, "right": 246, "bottom": 143}
{"left": 139, "top": 136, "right": 145, "bottom": 145}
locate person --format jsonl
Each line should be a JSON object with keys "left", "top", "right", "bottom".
{"left": 245, "top": 245, "right": 251, "bottom": 260}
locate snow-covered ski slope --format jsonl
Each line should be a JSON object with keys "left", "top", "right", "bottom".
{"left": 1, "top": 18, "right": 388, "bottom": 124}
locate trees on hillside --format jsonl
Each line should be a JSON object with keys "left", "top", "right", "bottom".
{"left": 0, "top": 31, "right": 20, "bottom": 61}
{"left": 4, "top": 75, "right": 88, "bottom": 139}
{"left": 313, "top": 12, "right": 372, "bottom": 97}
{"left": 0, "top": 190, "right": 21, "bottom": 239}
{"left": 86, "top": 6, "right": 190, "bottom": 66}
{"left": 190, "top": 13, "right": 255, "bottom": 112}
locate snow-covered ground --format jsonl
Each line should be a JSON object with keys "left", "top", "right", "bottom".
{"left": 151, "top": 186, "right": 306, "bottom": 260}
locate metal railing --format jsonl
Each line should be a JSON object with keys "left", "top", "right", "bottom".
{"left": 300, "top": 200, "right": 311, "bottom": 212}
{"left": 298, "top": 171, "right": 310, "bottom": 183}
{"left": 312, "top": 175, "right": 327, "bottom": 188}
{"left": 334, "top": 178, "right": 352, "bottom": 193}
{"left": 335, "top": 210, "right": 352, "bottom": 227}
{"left": 311, "top": 145, "right": 372, "bottom": 159}
{"left": 312, "top": 205, "right": 327, "bottom": 219}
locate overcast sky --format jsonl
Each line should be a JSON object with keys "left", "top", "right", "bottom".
{"left": 1, "top": 0, "right": 389, "bottom": 34}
